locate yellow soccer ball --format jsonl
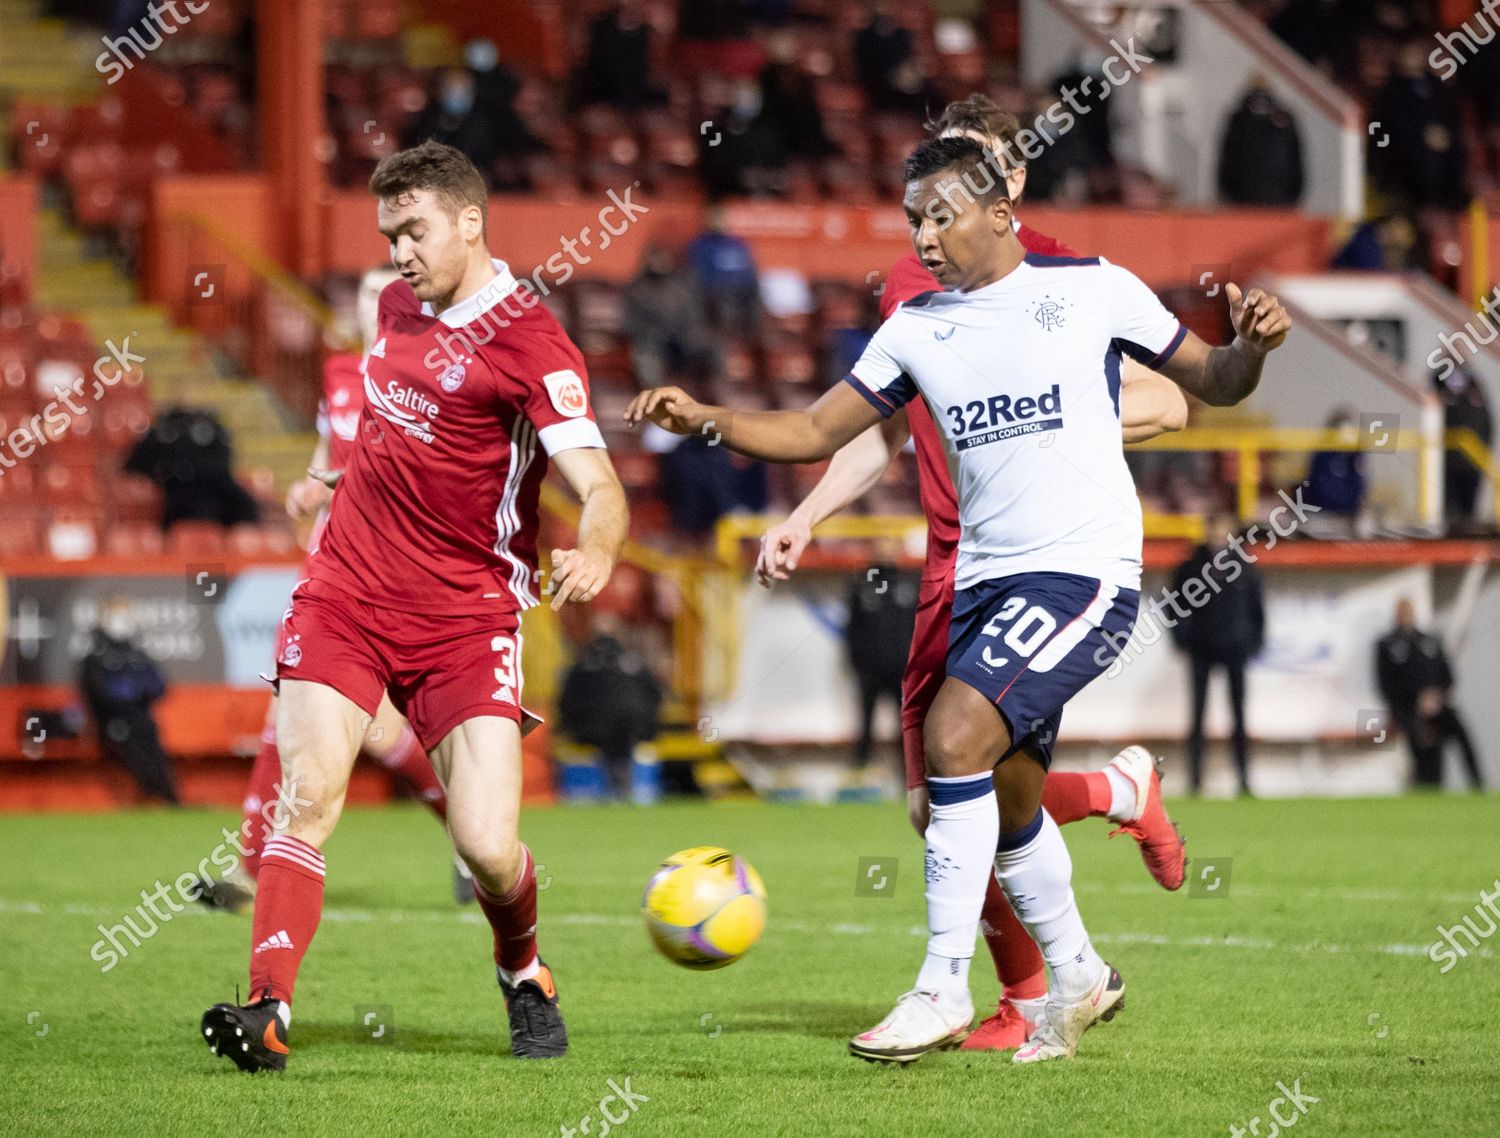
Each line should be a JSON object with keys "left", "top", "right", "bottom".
{"left": 641, "top": 846, "right": 767, "bottom": 970}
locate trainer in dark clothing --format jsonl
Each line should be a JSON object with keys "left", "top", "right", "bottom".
{"left": 1170, "top": 520, "right": 1265, "bottom": 795}
{"left": 79, "top": 600, "right": 179, "bottom": 804}
{"left": 1375, "top": 598, "right": 1483, "bottom": 789}
{"left": 557, "top": 633, "right": 663, "bottom": 798}
{"left": 845, "top": 561, "right": 918, "bottom": 770}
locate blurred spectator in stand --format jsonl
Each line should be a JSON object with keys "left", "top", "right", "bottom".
{"left": 1433, "top": 364, "right": 1494, "bottom": 526}
{"left": 409, "top": 47, "right": 544, "bottom": 191}
{"left": 1376, "top": 597, "right": 1484, "bottom": 789}
{"left": 576, "top": 1, "right": 666, "bottom": 110}
{"left": 1369, "top": 37, "right": 1470, "bottom": 211}
{"left": 409, "top": 68, "right": 501, "bottom": 175}
{"left": 557, "top": 620, "right": 664, "bottom": 801}
{"left": 685, "top": 203, "right": 762, "bottom": 332}
{"left": 1171, "top": 512, "right": 1265, "bottom": 796}
{"left": 1302, "top": 408, "right": 1367, "bottom": 533}
{"left": 760, "top": 29, "right": 838, "bottom": 159}
{"left": 854, "top": 1, "right": 937, "bottom": 116}
{"left": 1330, "top": 211, "right": 1424, "bottom": 271}
{"left": 80, "top": 597, "right": 179, "bottom": 805}
{"left": 1025, "top": 58, "right": 1118, "bottom": 204}
{"left": 844, "top": 552, "right": 918, "bottom": 771}
{"left": 658, "top": 423, "right": 768, "bottom": 538}
{"left": 623, "top": 241, "right": 720, "bottom": 388}
{"left": 124, "top": 407, "right": 259, "bottom": 531}
{"left": 699, "top": 78, "right": 788, "bottom": 196}
{"left": 1217, "top": 78, "right": 1304, "bottom": 206}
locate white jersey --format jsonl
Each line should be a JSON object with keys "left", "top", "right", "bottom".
{"left": 845, "top": 252, "right": 1185, "bottom": 592}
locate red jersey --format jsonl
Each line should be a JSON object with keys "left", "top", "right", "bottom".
{"left": 876, "top": 224, "right": 1080, "bottom": 576}
{"left": 307, "top": 263, "right": 605, "bottom": 614}
{"left": 317, "top": 352, "right": 366, "bottom": 469}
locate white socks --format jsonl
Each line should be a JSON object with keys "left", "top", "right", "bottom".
{"left": 1104, "top": 765, "right": 1137, "bottom": 822}
{"left": 914, "top": 773, "right": 999, "bottom": 1005}
{"left": 993, "top": 808, "right": 1105, "bottom": 1001}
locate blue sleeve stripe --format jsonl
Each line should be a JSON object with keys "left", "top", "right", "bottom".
{"left": 843, "top": 373, "right": 898, "bottom": 419}
{"left": 1146, "top": 324, "right": 1188, "bottom": 370}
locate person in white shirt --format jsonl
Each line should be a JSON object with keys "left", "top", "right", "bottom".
{"left": 626, "top": 136, "right": 1289, "bottom": 1064}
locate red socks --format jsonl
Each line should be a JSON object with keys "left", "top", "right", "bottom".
{"left": 979, "top": 873, "right": 1047, "bottom": 1001}
{"left": 1041, "top": 771, "right": 1112, "bottom": 826}
{"left": 248, "top": 835, "right": 325, "bottom": 1005}
{"left": 238, "top": 730, "right": 283, "bottom": 879}
{"left": 367, "top": 727, "right": 447, "bottom": 821}
{"left": 472, "top": 843, "right": 539, "bottom": 973}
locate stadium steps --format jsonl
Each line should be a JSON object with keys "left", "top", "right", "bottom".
{"left": 0, "top": 0, "right": 101, "bottom": 102}
{"left": 34, "top": 205, "right": 317, "bottom": 489}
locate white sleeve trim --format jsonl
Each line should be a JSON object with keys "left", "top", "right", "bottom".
{"left": 537, "top": 418, "right": 607, "bottom": 455}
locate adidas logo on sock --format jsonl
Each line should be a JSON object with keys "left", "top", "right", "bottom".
{"left": 254, "top": 929, "right": 294, "bottom": 954}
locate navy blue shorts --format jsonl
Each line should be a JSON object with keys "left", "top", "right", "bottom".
{"left": 946, "top": 571, "right": 1139, "bottom": 768}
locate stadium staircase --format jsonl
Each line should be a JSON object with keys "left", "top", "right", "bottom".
{"left": 34, "top": 205, "right": 315, "bottom": 490}
{"left": 1, "top": 0, "right": 315, "bottom": 493}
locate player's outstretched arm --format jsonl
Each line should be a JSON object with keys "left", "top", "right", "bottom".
{"left": 756, "top": 413, "right": 912, "bottom": 587}
{"left": 1159, "top": 283, "right": 1291, "bottom": 407}
{"left": 624, "top": 383, "right": 883, "bottom": 464}
{"left": 548, "top": 447, "right": 628, "bottom": 612}
{"left": 1119, "top": 362, "right": 1188, "bottom": 444}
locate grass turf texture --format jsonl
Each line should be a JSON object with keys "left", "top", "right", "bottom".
{"left": 1, "top": 795, "right": 1496, "bottom": 1137}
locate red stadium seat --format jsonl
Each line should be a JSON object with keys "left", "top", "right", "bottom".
{"left": 167, "top": 521, "right": 226, "bottom": 556}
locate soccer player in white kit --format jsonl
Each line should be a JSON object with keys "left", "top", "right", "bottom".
{"left": 628, "top": 137, "right": 1290, "bottom": 1063}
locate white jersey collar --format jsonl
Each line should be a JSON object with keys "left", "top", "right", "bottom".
{"left": 422, "top": 258, "right": 520, "bottom": 328}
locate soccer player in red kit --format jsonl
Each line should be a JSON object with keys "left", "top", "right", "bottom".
{"left": 201, "top": 268, "right": 460, "bottom": 915}
{"left": 757, "top": 96, "right": 1188, "bottom": 1051}
{"left": 202, "top": 142, "right": 628, "bottom": 1070}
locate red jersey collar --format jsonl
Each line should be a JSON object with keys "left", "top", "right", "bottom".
{"left": 421, "top": 258, "right": 521, "bottom": 328}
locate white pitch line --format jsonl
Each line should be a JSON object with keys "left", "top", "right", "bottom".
{"left": 1, "top": 898, "right": 1486, "bottom": 963}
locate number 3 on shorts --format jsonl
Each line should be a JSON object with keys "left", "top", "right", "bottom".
{"left": 491, "top": 635, "right": 519, "bottom": 705}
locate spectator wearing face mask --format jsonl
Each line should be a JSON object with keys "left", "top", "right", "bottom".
{"left": 698, "top": 78, "right": 788, "bottom": 197}
{"left": 622, "top": 241, "right": 721, "bottom": 388}
{"left": 79, "top": 597, "right": 180, "bottom": 805}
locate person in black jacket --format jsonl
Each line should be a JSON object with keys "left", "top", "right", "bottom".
{"left": 557, "top": 629, "right": 663, "bottom": 799}
{"left": 1432, "top": 364, "right": 1493, "bottom": 526}
{"left": 123, "top": 406, "right": 259, "bottom": 531}
{"left": 845, "top": 557, "right": 918, "bottom": 770}
{"left": 1170, "top": 514, "right": 1266, "bottom": 795}
{"left": 1375, "top": 597, "right": 1483, "bottom": 789}
{"left": 79, "top": 596, "right": 180, "bottom": 804}
{"left": 1217, "top": 78, "right": 1304, "bottom": 207}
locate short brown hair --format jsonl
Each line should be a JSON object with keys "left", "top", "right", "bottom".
{"left": 928, "top": 95, "right": 1024, "bottom": 166}
{"left": 369, "top": 140, "right": 488, "bottom": 229}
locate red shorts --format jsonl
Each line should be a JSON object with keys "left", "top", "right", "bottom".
{"left": 901, "top": 571, "right": 954, "bottom": 789}
{"left": 274, "top": 579, "right": 525, "bottom": 751}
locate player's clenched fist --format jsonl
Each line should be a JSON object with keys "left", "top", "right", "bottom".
{"left": 756, "top": 518, "right": 812, "bottom": 588}
{"left": 548, "top": 547, "right": 612, "bottom": 611}
{"left": 1225, "top": 283, "right": 1290, "bottom": 356}
{"left": 624, "top": 386, "right": 707, "bottom": 435}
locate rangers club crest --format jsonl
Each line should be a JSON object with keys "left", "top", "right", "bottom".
{"left": 439, "top": 362, "right": 467, "bottom": 393}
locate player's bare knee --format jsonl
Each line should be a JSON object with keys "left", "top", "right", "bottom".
{"left": 921, "top": 720, "right": 988, "bottom": 779}
{"left": 454, "top": 834, "right": 522, "bottom": 892}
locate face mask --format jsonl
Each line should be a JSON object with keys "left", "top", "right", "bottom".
{"left": 441, "top": 83, "right": 474, "bottom": 116}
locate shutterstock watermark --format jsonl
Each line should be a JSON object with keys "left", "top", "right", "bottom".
{"left": 0, "top": 336, "right": 146, "bottom": 478}
{"left": 1424, "top": 284, "right": 1500, "bottom": 382}
{"left": 1428, "top": 878, "right": 1500, "bottom": 974}
{"left": 422, "top": 186, "right": 650, "bottom": 374}
{"left": 96, "top": 1, "right": 211, "bottom": 84}
{"left": 1429, "top": 0, "right": 1500, "bottom": 81}
{"left": 1094, "top": 487, "right": 1320, "bottom": 676}
{"left": 89, "top": 776, "right": 311, "bottom": 972}
{"left": 559, "top": 1077, "right": 649, "bottom": 1137}
{"left": 1228, "top": 1075, "right": 1320, "bottom": 1137}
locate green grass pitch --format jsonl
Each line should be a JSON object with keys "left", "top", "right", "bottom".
{"left": 2, "top": 795, "right": 1496, "bottom": 1136}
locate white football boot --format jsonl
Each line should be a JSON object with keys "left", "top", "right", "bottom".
{"left": 849, "top": 989, "right": 973, "bottom": 1063}
{"left": 1012, "top": 964, "right": 1125, "bottom": 1063}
